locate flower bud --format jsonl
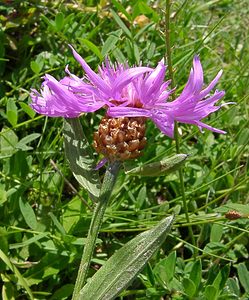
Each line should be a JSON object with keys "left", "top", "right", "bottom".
{"left": 225, "top": 210, "right": 242, "bottom": 220}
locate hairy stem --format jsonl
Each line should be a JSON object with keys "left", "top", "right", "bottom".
{"left": 72, "top": 161, "right": 120, "bottom": 300}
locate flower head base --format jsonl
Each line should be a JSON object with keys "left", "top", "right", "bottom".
{"left": 93, "top": 116, "right": 147, "bottom": 161}
{"left": 30, "top": 45, "right": 227, "bottom": 142}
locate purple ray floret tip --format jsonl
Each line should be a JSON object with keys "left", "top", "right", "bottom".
{"left": 30, "top": 47, "right": 229, "bottom": 138}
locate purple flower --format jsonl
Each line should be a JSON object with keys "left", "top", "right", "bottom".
{"left": 30, "top": 45, "right": 227, "bottom": 138}
{"left": 30, "top": 74, "right": 105, "bottom": 117}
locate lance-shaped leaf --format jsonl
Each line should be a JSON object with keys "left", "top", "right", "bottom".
{"left": 63, "top": 118, "right": 100, "bottom": 200}
{"left": 125, "top": 154, "right": 188, "bottom": 177}
{"left": 79, "top": 215, "right": 174, "bottom": 300}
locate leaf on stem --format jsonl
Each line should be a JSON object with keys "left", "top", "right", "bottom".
{"left": 125, "top": 154, "right": 188, "bottom": 176}
{"left": 79, "top": 215, "right": 174, "bottom": 300}
{"left": 63, "top": 118, "right": 100, "bottom": 200}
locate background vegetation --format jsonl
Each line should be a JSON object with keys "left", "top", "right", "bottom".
{"left": 0, "top": 0, "right": 248, "bottom": 299}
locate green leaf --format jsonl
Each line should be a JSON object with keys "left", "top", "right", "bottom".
{"left": 0, "top": 127, "right": 18, "bottom": 157}
{"left": 63, "top": 118, "right": 100, "bottom": 200}
{"left": 0, "top": 250, "right": 34, "bottom": 300}
{"left": 19, "top": 102, "right": 36, "bottom": 118}
{"left": 19, "top": 197, "right": 37, "bottom": 230}
{"left": 2, "top": 281, "right": 15, "bottom": 300}
{"left": 110, "top": 9, "right": 132, "bottom": 39}
{"left": 41, "top": 14, "right": 55, "bottom": 30}
{"left": 112, "top": 47, "right": 126, "bottom": 63}
{"left": 62, "top": 197, "right": 82, "bottom": 233}
{"left": 6, "top": 98, "right": 18, "bottom": 127}
{"left": 48, "top": 212, "right": 66, "bottom": 236}
{"left": 110, "top": 0, "right": 132, "bottom": 21}
{"left": 78, "top": 38, "right": 103, "bottom": 60}
{"left": 204, "top": 285, "right": 218, "bottom": 300}
{"left": 227, "top": 278, "right": 240, "bottom": 296}
{"left": 213, "top": 264, "right": 230, "bottom": 292}
{"left": 132, "top": 0, "right": 159, "bottom": 22}
{"left": 0, "top": 227, "right": 8, "bottom": 254}
{"left": 133, "top": 42, "right": 140, "bottom": 65}
{"left": 145, "top": 263, "right": 155, "bottom": 286}
{"left": 221, "top": 203, "right": 249, "bottom": 215}
{"left": 189, "top": 259, "right": 202, "bottom": 291}
{"left": 154, "top": 251, "right": 176, "bottom": 285}
{"left": 183, "top": 278, "right": 196, "bottom": 297}
{"left": 30, "top": 61, "right": 41, "bottom": 74}
{"left": 50, "top": 284, "right": 74, "bottom": 300}
{"left": 237, "top": 127, "right": 249, "bottom": 145}
{"left": 18, "top": 133, "right": 41, "bottom": 145}
{"left": 101, "top": 30, "right": 122, "bottom": 56}
{"left": 146, "top": 42, "right": 156, "bottom": 60}
{"left": 0, "top": 187, "right": 7, "bottom": 205}
{"left": 210, "top": 223, "right": 223, "bottom": 242}
{"left": 136, "top": 185, "right": 146, "bottom": 209}
{"left": 16, "top": 133, "right": 41, "bottom": 150}
{"left": 80, "top": 215, "right": 174, "bottom": 300}
{"left": 237, "top": 263, "right": 249, "bottom": 293}
{"left": 55, "top": 12, "right": 64, "bottom": 31}
{"left": 125, "top": 154, "right": 188, "bottom": 176}
{"left": 9, "top": 233, "right": 48, "bottom": 249}
{"left": 24, "top": 253, "right": 68, "bottom": 286}
{"left": 0, "top": 127, "right": 18, "bottom": 153}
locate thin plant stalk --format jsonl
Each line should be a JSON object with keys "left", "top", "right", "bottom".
{"left": 72, "top": 161, "right": 120, "bottom": 300}
{"left": 164, "top": 0, "right": 196, "bottom": 252}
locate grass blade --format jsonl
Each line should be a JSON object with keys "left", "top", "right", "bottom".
{"left": 0, "top": 250, "right": 34, "bottom": 300}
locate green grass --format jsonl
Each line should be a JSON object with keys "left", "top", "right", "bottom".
{"left": 0, "top": 0, "right": 248, "bottom": 299}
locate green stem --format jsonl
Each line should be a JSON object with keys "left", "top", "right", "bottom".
{"left": 72, "top": 161, "right": 120, "bottom": 300}
{"left": 165, "top": 0, "right": 196, "bottom": 252}
{"left": 164, "top": 0, "right": 175, "bottom": 88}
{"left": 175, "top": 124, "right": 196, "bottom": 248}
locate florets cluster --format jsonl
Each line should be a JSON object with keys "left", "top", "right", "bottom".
{"left": 93, "top": 116, "right": 146, "bottom": 161}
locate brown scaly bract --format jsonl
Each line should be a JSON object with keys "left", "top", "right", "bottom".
{"left": 93, "top": 117, "right": 147, "bottom": 161}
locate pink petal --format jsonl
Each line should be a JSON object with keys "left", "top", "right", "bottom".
{"left": 112, "top": 67, "right": 152, "bottom": 92}
{"left": 107, "top": 107, "right": 152, "bottom": 118}
{"left": 69, "top": 44, "right": 111, "bottom": 95}
{"left": 199, "top": 70, "right": 223, "bottom": 98}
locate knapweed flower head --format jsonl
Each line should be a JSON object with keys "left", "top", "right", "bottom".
{"left": 30, "top": 45, "right": 227, "bottom": 160}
